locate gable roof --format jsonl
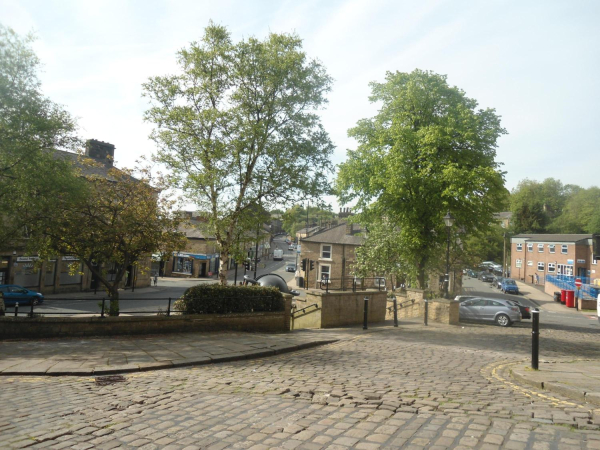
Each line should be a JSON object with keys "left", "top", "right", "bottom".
{"left": 301, "top": 223, "right": 365, "bottom": 246}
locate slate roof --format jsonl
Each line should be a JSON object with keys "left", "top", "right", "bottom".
{"left": 512, "top": 234, "right": 592, "bottom": 243}
{"left": 301, "top": 223, "right": 365, "bottom": 246}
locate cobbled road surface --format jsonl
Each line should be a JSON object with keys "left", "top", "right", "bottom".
{"left": 1, "top": 320, "right": 600, "bottom": 449}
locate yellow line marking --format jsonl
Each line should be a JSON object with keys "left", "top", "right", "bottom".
{"left": 481, "top": 361, "right": 585, "bottom": 409}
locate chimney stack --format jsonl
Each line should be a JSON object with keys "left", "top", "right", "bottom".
{"left": 85, "top": 139, "right": 115, "bottom": 167}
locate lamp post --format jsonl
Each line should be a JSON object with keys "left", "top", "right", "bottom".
{"left": 443, "top": 211, "right": 455, "bottom": 299}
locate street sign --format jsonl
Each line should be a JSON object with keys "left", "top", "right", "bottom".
{"left": 575, "top": 278, "right": 582, "bottom": 288}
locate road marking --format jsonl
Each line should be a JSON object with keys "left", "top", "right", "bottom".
{"left": 481, "top": 361, "right": 585, "bottom": 409}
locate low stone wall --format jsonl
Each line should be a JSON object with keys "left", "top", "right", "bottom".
{"left": 293, "top": 290, "right": 387, "bottom": 329}
{"left": 386, "top": 290, "right": 458, "bottom": 325}
{"left": 0, "top": 297, "right": 292, "bottom": 339}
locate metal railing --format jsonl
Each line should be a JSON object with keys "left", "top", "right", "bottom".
{"left": 317, "top": 277, "right": 386, "bottom": 293}
{"left": 291, "top": 303, "right": 319, "bottom": 318}
{"left": 546, "top": 275, "right": 599, "bottom": 299}
{"left": 4, "top": 297, "right": 181, "bottom": 318}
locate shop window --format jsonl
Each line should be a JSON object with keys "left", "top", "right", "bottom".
{"left": 173, "top": 256, "right": 193, "bottom": 274}
{"left": 59, "top": 258, "right": 82, "bottom": 285}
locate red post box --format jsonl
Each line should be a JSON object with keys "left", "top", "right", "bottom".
{"left": 560, "top": 289, "right": 566, "bottom": 304}
{"left": 565, "top": 290, "right": 575, "bottom": 308}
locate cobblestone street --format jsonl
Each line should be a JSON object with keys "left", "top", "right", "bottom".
{"left": 1, "top": 321, "right": 600, "bottom": 449}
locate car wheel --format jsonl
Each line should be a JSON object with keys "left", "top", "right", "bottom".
{"left": 496, "top": 314, "right": 511, "bottom": 327}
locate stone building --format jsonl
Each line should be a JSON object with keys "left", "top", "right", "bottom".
{"left": 299, "top": 222, "right": 365, "bottom": 289}
{"left": 0, "top": 139, "right": 152, "bottom": 293}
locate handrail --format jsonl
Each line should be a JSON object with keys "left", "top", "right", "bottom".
{"left": 291, "top": 303, "right": 319, "bottom": 317}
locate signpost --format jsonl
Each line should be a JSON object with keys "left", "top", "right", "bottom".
{"left": 575, "top": 278, "right": 582, "bottom": 309}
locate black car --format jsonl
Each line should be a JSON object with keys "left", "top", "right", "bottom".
{"left": 479, "top": 272, "right": 494, "bottom": 282}
{"left": 506, "top": 299, "right": 531, "bottom": 319}
{"left": 285, "top": 264, "right": 296, "bottom": 272}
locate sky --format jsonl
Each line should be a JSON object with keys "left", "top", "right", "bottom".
{"left": 1, "top": 0, "right": 599, "bottom": 211}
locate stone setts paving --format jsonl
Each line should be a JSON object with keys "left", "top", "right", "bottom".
{"left": 1, "top": 320, "right": 600, "bottom": 449}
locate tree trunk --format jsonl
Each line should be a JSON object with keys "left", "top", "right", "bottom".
{"left": 218, "top": 245, "right": 229, "bottom": 285}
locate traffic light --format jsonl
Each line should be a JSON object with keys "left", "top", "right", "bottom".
{"left": 301, "top": 258, "right": 306, "bottom": 271}
{"left": 310, "top": 260, "right": 314, "bottom": 271}
{"left": 244, "top": 262, "right": 250, "bottom": 270}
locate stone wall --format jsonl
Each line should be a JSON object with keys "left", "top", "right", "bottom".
{"left": 292, "top": 290, "right": 387, "bottom": 329}
{"left": 0, "top": 297, "right": 292, "bottom": 340}
{"left": 385, "top": 289, "right": 458, "bottom": 325}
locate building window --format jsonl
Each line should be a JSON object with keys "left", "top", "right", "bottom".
{"left": 547, "top": 263, "right": 556, "bottom": 273}
{"left": 527, "top": 261, "right": 533, "bottom": 266}
{"left": 516, "top": 243, "right": 523, "bottom": 252}
{"left": 537, "top": 262, "right": 545, "bottom": 271}
{"left": 173, "top": 257, "right": 193, "bottom": 274}
{"left": 549, "top": 244, "right": 555, "bottom": 254}
{"left": 516, "top": 259, "right": 522, "bottom": 267}
{"left": 319, "top": 264, "right": 331, "bottom": 282}
{"left": 320, "top": 244, "right": 332, "bottom": 259}
{"left": 527, "top": 243, "right": 533, "bottom": 252}
{"left": 561, "top": 244, "right": 568, "bottom": 254}
{"left": 593, "top": 257, "right": 598, "bottom": 265}
{"left": 538, "top": 244, "right": 544, "bottom": 252}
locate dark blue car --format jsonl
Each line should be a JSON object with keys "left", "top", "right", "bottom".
{"left": 500, "top": 278, "right": 519, "bottom": 295}
{"left": 0, "top": 285, "right": 45, "bottom": 306}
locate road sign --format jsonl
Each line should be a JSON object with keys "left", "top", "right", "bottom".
{"left": 575, "top": 278, "right": 582, "bottom": 288}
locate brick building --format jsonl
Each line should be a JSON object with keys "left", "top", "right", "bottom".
{"left": 299, "top": 222, "right": 365, "bottom": 289}
{"left": 510, "top": 234, "right": 598, "bottom": 284}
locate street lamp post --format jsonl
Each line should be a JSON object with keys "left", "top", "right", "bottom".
{"left": 443, "top": 211, "right": 455, "bottom": 299}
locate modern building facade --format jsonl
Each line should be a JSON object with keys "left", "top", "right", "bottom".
{"left": 510, "top": 234, "right": 598, "bottom": 284}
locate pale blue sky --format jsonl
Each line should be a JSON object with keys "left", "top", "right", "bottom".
{"left": 2, "top": 0, "right": 599, "bottom": 209}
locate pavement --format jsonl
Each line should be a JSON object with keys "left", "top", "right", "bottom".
{"left": 2, "top": 318, "right": 600, "bottom": 448}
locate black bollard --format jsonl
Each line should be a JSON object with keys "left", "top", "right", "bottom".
{"left": 363, "top": 296, "right": 369, "bottom": 330}
{"left": 29, "top": 300, "right": 34, "bottom": 318}
{"left": 101, "top": 298, "right": 106, "bottom": 318}
{"left": 393, "top": 297, "right": 398, "bottom": 327}
{"left": 14, "top": 302, "right": 19, "bottom": 318}
{"left": 167, "top": 297, "right": 172, "bottom": 317}
{"left": 424, "top": 299, "right": 428, "bottom": 326}
{"left": 532, "top": 308, "right": 540, "bottom": 370}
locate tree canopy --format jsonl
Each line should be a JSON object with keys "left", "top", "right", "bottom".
{"left": 143, "top": 23, "right": 334, "bottom": 284}
{"left": 0, "top": 24, "right": 80, "bottom": 247}
{"left": 336, "top": 69, "right": 508, "bottom": 288}
{"left": 36, "top": 160, "right": 185, "bottom": 313}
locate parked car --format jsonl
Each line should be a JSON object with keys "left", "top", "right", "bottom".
{"left": 286, "top": 264, "right": 296, "bottom": 272}
{"left": 479, "top": 272, "right": 494, "bottom": 282}
{"left": 464, "top": 269, "right": 478, "bottom": 278}
{"left": 505, "top": 299, "right": 531, "bottom": 319}
{"left": 0, "top": 285, "right": 44, "bottom": 306}
{"left": 454, "top": 295, "right": 477, "bottom": 302}
{"left": 459, "top": 297, "right": 521, "bottom": 327}
{"left": 501, "top": 278, "right": 519, "bottom": 295}
{"left": 492, "top": 276, "right": 504, "bottom": 289}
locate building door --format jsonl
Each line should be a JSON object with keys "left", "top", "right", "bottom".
{"left": 577, "top": 267, "right": 586, "bottom": 278}
{"left": 0, "top": 269, "right": 7, "bottom": 285}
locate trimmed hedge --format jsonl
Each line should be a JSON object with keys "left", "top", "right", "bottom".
{"left": 175, "top": 284, "right": 285, "bottom": 315}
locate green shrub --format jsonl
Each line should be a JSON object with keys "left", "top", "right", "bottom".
{"left": 176, "top": 284, "right": 285, "bottom": 315}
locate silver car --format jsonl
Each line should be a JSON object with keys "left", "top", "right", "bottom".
{"left": 459, "top": 297, "right": 521, "bottom": 327}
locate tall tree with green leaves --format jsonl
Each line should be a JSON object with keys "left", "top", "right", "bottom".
{"left": 36, "top": 160, "right": 186, "bottom": 314}
{"left": 509, "top": 178, "right": 567, "bottom": 233}
{"left": 143, "top": 23, "right": 334, "bottom": 284}
{"left": 0, "top": 24, "right": 81, "bottom": 247}
{"left": 336, "top": 69, "right": 508, "bottom": 288}
{"left": 548, "top": 186, "right": 600, "bottom": 234}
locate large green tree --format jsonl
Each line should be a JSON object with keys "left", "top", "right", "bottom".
{"left": 36, "top": 160, "right": 185, "bottom": 313}
{"left": 0, "top": 24, "right": 80, "bottom": 246}
{"left": 509, "top": 178, "right": 567, "bottom": 233}
{"left": 548, "top": 186, "right": 600, "bottom": 234}
{"left": 336, "top": 69, "right": 508, "bottom": 288}
{"left": 143, "top": 23, "right": 334, "bottom": 284}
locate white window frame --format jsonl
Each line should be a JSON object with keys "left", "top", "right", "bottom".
{"left": 548, "top": 244, "right": 555, "bottom": 254}
{"left": 319, "top": 264, "right": 331, "bottom": 283}
{"left": 516, "top": 243, "right": 523, "bottom": 252}
{"left": 538, "top": 244, "right": 544, "bottom": 252}
{"left": 320, "top": 244, "right": 332, "bottom": 260}
{"left": 547, "top": 263, "right": 556, "bottom": 273}
{"left": 527, "top": 243, "right": 533, "bottom": 252}
{"left": 561, "top": 244, "right": 568, "bottom": 254}
{"left": 527, "top": 261, "right": 533, "bottom": 266}
{"left": 537, "top": 262, "right": 545, "bottom": 271}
